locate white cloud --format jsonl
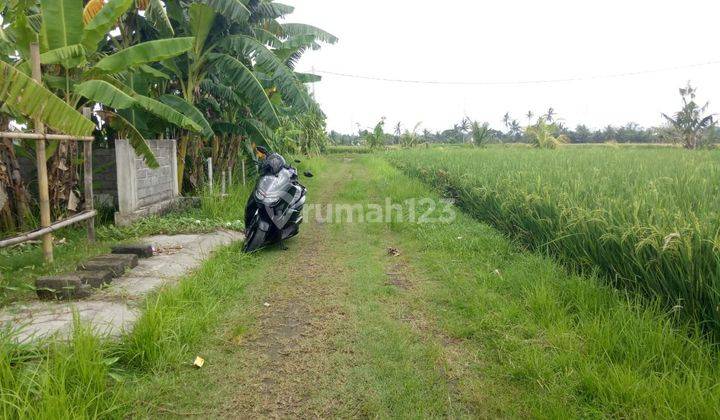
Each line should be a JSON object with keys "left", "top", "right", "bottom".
{"left": 288, "top": 0, "right": 720, "bottom": 133}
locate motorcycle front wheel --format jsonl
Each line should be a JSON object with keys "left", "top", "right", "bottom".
{"left": 243, "top": 225, "right": 267, "bottom": 253}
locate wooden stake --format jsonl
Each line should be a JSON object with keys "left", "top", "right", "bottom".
{"left": 241, "top": 159, "right": 246, "bottom": 187}
{"left": 82, "top": 108, "right": 95, "bottom": 242}
{"left": 207, "top": 158, "right": 213, "bottom": 192}
{"left": 30, "top": 43, "right": 53, "bottom": 263}
{"left": 221, "top": 171, "right": 226, "bottom": 195}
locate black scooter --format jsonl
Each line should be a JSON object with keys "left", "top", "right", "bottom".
{"left": 243, "top": 147, "right": 310, "bottom": 252}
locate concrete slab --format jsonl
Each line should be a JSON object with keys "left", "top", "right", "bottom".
{"left": 111, "top": 244, "right": 154, "bottom": 258}
{"left": 78, "top": 270, "right": 114, "bottom": 288}
{"left": 79, "top": 254, "right": 138, "bottom": 276}
{"left": 1, "top": 230, "right": 243, "bottom": 342}
{"left": 36, "top": 275, "right": 92, "bottom": 300}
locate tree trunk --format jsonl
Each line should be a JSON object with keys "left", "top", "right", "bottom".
{"left": 177, "top": 133, "right": 190, "bottom": 193}
{"left": 0, "top": 138, "right": 31, "bottom": 230}
{"left": 47, "top": 139, "right": 79, "bottom": 217}
{"left": 212, "top": 135, "right": 219, "bottom": 168}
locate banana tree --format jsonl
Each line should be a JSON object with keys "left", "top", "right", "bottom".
{"left": 0, "top": 0, "right": 203, "bottom": 213}
{"left": 158, "top": 0, "right": 336, "bottom": 192}
{"left": 2, "top": 0, "right": 202, "bottom": 160}
{"left": 40, "top": 0, "right": 202, "bottom": 161}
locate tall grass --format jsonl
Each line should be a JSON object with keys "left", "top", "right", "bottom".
{"left": 388, "top": 147, "right": 720, "bottom": 338}
{"left": 0, "top": 182, "right": 258, "bottom": 417}
{"left": 0, "top": 315, "right": 123, "bottom": 418}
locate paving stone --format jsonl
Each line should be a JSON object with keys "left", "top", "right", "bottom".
{"left": 78, "top": 254, "right": 138, "bottom": 276}
{"left": 93, "top": 253, "right": 139, "bottom": 267}
{"left": 36, "top": 275, "right": 91, "bottom": 300}
{"left": 78, "top": 270, "right": 114, "bottom": 288}
{"left": 111, "top": 244, "right": 154, "bottom": 258}
{"left": 3, "top": 230, "right": 244, "bottom": 342}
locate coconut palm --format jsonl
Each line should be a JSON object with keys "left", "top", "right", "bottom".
{"left": 510, "top": 120, "right": 522, "bottom": 139}
{"left": 545, "top": 107, "right": 556, "bottom": 122}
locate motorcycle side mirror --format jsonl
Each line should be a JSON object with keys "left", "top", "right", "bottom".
{"left": 303, "top": 171, "right": 314, "bottom": 178}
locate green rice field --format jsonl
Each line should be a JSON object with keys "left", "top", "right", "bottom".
{"left": 389, "top": 146, "right": 720, "bottom": 337}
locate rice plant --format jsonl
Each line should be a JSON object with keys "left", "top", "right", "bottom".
{"left": 389, "top": 146, "right": 720, "bottom": 338}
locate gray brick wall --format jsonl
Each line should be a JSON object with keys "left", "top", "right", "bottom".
{"left": 133, "top": 141, "right": 175, "bottom": 209}
{"left": 115, "top": 139, "right": 178, "bottom": 223}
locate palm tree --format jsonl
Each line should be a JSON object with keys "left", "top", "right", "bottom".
{"left": 393, "top": 121, "right": 402, "bottom": 144}
{"left": 502, "top": 112, "right": 512, "bottom": 134}
{"left": 662, "top": 83, "right": 715, "bottom": 149}
{"left": 545, "top": 107, "right": 556, "bottom": 123}
{"left": 526, "top": 110, "right": 534, "bottom": 124}
{"left": 510, "top": 120, "right": 522, "bottom": 139}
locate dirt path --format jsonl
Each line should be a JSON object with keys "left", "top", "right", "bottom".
{"left": 142, "top": 157, "right": 498, "bottom": 418}
{"left": 215, "top": 176, "right": 354, "bottom": 417}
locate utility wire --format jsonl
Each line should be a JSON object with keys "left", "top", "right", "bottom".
{"left": 314, "top": 59, "right": 720, "bottom": 86}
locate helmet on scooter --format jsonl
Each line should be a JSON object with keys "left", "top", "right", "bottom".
{"left": 263, "top": 153, "right": 286, "bottom": 175}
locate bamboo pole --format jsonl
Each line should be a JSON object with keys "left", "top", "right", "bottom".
{"left": 0, "top": 210, "right": 97, "bottom": 248}
{"left": 30, "top": 43, "right": 53, "bottom": 263}
{"left": 82, "top": 108, "right": 95, "bottom": 242}
{"left": 0, "top": 132, "right": 94, "bottom": 141}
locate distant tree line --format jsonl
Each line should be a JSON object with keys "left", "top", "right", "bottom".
{"left": 330, "top": 83, "right": 718, "bottom": 149}
{"left": 330, "top": 120, "right": 666, "bottom": 145}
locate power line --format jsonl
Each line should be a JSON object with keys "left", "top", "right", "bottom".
{"left": 314, "top": 59, "right": 720, "bottom": 86}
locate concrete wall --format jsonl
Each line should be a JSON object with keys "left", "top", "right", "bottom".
{"left": 115, "top": 139, "right": 179, "bottom": 226}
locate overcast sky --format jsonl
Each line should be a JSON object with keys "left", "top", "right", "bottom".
{"left": 287, "top": 0, "right": 720, "bottom": 134}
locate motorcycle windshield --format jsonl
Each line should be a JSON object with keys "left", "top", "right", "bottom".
{"left": 255, "top": 169, "right": 293, "bottom": 205}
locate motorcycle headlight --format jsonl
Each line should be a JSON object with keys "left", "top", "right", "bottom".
{"left": 255, "top": 189, "right": 281, "bottom": 205}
